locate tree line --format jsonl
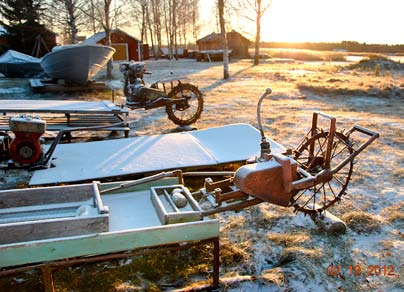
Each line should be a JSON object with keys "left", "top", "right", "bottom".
{"left": 0, "top": 0, "right": 201, "bottom": 60}
{"left": 263, "top": 41, "right": 404, "bottom": 54}
{"left": 0, "top": 0, "right": 274, "bottom": 79}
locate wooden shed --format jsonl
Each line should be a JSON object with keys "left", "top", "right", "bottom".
{"left": 196, "top": 30, "right": 250, "bottom": 59}
{"left": 82, "top": 29, "right": 144, "bottom": 61}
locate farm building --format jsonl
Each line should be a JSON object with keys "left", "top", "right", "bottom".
{"left": 82, "top": 29, "right": 145, "bottom": 61}
{"left": 196, "top": 30, "right": 250, "bottom": 60}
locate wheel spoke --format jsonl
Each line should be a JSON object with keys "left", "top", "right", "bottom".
{"left": 332, "top": 144, "right": 349, "bottom": 160}
{"left": 327, "top": 181, "right": 337, "bottom": 199}
{"left": 292, "top": 131, "right": 353, "bottom": 214}
{"left": 293, "top": 188, "right": 309, "bottom": 202}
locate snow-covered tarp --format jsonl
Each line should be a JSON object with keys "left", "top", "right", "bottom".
{"left": 29, "top": 124, "right": 286, "bottom": 185}
{"left": 0, "top": 50, "right": 40, "bottom": 64}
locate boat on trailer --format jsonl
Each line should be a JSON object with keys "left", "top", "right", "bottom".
{"left": 40, "top": 44, "right": 115, "bottom": 85}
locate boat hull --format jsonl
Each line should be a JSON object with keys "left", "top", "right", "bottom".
{"left": 40, "top": 45, "right": 115, "bottom": 85}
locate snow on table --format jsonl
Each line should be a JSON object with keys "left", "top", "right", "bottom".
{"left": 0, "top": 99, "right": 126, "bottom": 113}
{"left": 30, "top": 123, "right": 286, "bottom": 185}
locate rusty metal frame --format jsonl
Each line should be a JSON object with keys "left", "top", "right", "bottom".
{"left": 0, "top": 237, "right": 220, "bottom": 292}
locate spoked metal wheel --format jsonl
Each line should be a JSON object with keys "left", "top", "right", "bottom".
{"left": 291, "top": 130, "right": 354, "bottom": 215}
{"left": 166, "top": 83, "right": 204, "bottom": 126}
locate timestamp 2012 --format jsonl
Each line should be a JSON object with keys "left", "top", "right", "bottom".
{"left": 327, "top": 264, "right": 397, "bottom": 277}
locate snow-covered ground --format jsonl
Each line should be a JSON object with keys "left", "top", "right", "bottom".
{"left": 0, "top": 58, "right": 403, "bottom": 291}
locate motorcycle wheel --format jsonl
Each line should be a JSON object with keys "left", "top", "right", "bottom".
{"left": 166, "top": 83, "right": 204, "bottom": 126}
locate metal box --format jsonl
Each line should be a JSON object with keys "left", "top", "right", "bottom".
{"left": 150, "top": 185, "right": 203, "bottom": 225}
{"left": 9, "top": 116, "right": 46, "bottom": 133}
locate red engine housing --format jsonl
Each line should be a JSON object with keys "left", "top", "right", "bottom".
{"left": 9, "top": 116, "right": 46, "bottom": 165}
{"left": 9, "top": 132, "right": 43, "bottom": 164}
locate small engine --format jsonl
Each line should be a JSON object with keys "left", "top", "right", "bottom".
{"left": 9, "top": 116, "right": 46, "bottom": 165}
{"left": 119, "top": 61, "right": 146, "bottom": 81}
{"left": 120, "top": 61, "right": 164, "bottom": 108}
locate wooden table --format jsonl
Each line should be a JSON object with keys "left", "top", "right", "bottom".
{"left": 0, "top": 100, "right": 130, "bottom": 138}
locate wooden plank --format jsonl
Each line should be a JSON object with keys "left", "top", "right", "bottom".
{"left": 102, "top": 101, "right": 127, "bottom": 113}
{"left": 0, "top": 219, "right": 219, "bottom": 268}
{"left": 29, "top": 78, "right": 43, "bottom": 88}
{"left": 0, "top": 183, "right": 95, "bottom": 209}
{"left": 0, "top": 215, "right": 109, "bottom": 245}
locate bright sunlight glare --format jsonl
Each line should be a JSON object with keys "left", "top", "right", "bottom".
{"left": 203, "top": 0, "right": 404, "bottom": 44}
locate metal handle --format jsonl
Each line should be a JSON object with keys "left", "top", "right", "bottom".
{"left": 351, "top": 125, "right": 379, "bottom": 138}
{"left": 331, "top": 125, "right": 379, "bottom": 174}
{"left": 257, "top": 88, "right": 272, "bottom": 139}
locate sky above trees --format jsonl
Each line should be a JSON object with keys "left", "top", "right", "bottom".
{"left": 1, "top": 0, "right": 403, "bottom": 46}
{"left": 202, "top": 0, "right": 404, "bottom": 45}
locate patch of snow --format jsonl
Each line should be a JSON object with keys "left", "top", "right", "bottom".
{"left": 347, "top": 96, "right": 389, "bottom": 106}
{"left": 0, "top": 87, "right": 27, "bottom": 94}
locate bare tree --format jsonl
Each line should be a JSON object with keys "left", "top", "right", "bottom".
{"left": 190, "top": 0, "right": 200, "bottom": 44}
{"left": 131, "top": 0, "right": 201, "bottom": 59}
{"left": 218, "top": 0, "right": 229, "bottom": 79}
{"left": 152, "top": 0, "right": 162, "bottom": 58}
{"left": 130, "top": 0, "right": 148, "bottom": 43}
{"left": 233, "top": 0, "right": 272, "bottom": 65}
{"left": 171, "top": 0, "right": 178, "bottom": 58}
{"left": 80, "top": 0, "right": 127, "bottom": 78}
{"left": 177, "top": 0, "right": 199, "bottom": 48}
{"left": 87, "top": 0, "right": 98, "bottom": 34}
{"left": 100, "top": 0, "right": 113, "bottom": 77}
{"left": 45, "top": 0, "right": 85, "bottom": 44}
{"left": 163, "top": 0, "right": 171, "bottom": 58}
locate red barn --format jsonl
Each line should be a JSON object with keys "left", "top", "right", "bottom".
{"left": 83, "top": 29, "right": 144, "bottom": 61}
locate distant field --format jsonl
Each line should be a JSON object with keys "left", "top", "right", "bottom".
{"left": 249, "top": 47, "right": 404, "bottom": 63}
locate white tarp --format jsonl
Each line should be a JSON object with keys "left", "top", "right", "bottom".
{"left": 30, "top": 124, "right": 286, "bottom": 185}
{"left": 0, "top": 50, "right": 40, "bottom": 64}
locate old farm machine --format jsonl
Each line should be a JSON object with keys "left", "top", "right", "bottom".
{"left": 100, "top": 88, "right": 379, "bottom": 217}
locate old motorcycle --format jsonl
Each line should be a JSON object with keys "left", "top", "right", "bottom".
{"left": 120, "top": 61, "right": 204, "bottom": 126}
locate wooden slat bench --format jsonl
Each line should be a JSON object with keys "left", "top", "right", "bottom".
{"left": 0, "top": 100, "right": 130, "bottom": 138}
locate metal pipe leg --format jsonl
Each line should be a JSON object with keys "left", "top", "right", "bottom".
{"left": 40, "top": 266, "right": 55, "bottom": 292}
{"left": 213, "top": 237, "right": 220, "bottom": 289}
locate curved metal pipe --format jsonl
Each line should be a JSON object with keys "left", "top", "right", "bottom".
{"left": 257, "top": 88, "right": 272, "bottom": 160}
{"left": 257, "top": 88, "right": 272, "bottom": 139}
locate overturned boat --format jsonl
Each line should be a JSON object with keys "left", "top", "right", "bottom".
{"left": 40, "top": 44, "right": 115, "bottom": 85}
{"left": 0, "top": 50, "right": 43, "bottom": 78}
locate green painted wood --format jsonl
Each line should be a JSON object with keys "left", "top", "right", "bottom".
{"left": 0, "top": 219, "right": 219, "bottom": 268}
{"left": 0, "top": 177, "right": 217, "bottom": 269}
